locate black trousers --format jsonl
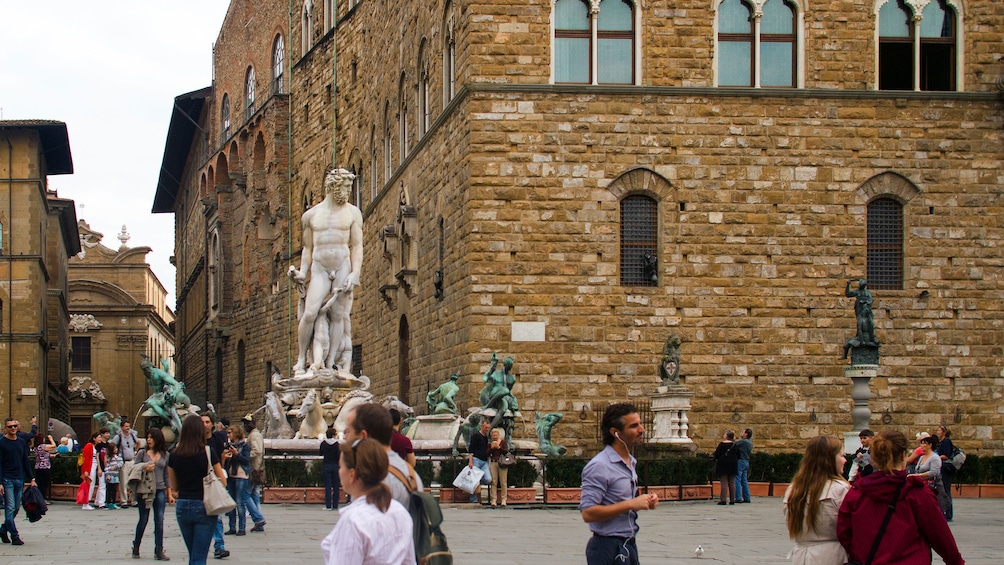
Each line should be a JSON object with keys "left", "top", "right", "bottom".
{"left": 586, "top": 534, "right": 639, "bottom": 565}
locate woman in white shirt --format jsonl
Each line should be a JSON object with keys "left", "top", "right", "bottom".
{"left": 321, "top": 438, "right": 415, "bottom": 565}
{"left": 783, "top": 436, "right": 850, "bottom": 565}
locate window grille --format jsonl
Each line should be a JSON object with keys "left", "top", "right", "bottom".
{"left": 620, "top": 195, "right": 658, "bottom": 286}
{"left": 867, "top": 198, "right": 903, "bottom": 290}
{"left": 71, "top": 336, "right": 91, "bottom": 371}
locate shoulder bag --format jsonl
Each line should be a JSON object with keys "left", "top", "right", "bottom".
{"left": 498, "top": 451, "right": 517, "bottom": 468}
{"left": 844, "top": 480, "right": 905, "bottom": 565}
{"left": 203, "top": 446, "right": 236, "bottom": 516}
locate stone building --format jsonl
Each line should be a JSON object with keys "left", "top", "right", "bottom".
{"left": 0, "top": 120, "right": 79, "bottom": 426}
{"left": 67, "top": 221, "right": 175, "bottom": 437}
{"left": 157, "top": 0, "right": 1003, "bottom": 454}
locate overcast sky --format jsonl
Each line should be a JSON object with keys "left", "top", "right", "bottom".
{"left": 1, "top": 1, "right": 232, "bottom": 308}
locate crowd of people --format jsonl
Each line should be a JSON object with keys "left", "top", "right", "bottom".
{"left": 0, "top": 405, "right": 975, "bottom": 565}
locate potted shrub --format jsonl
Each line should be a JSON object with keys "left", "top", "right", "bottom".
{"left": 543, "top": 457, "right": 586, "bottom": 504}
{"left": 263, "top": 459, "right": 312, "bottom": 503}
{"left": 48, "top": 455, "right": 81, "bottom": 500}
{"left": 438, "top": 458, "right": 474, "bottom": 503}
{"left": 505, "top": 459, "right": 538, "bottom": 504}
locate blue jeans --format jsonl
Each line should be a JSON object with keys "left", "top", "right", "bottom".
{"left": 175, "top": 499, "right": 217, "bottom": 565}
{"left": 243, "top": 482, "right": 264, "bottom": 523}
{"left": 1, "top": 478, "right": 24, "bottom": 537}
{"left": 134, "top": 489, "right": 167, "bottom": 551}
{"left": 214, "top": 514, "right": 225, "bottom": 550}
{"left": 227, "top": 478, "right": 249, "bottom": 532}
{"left": 322, "top": 465, "right": 340, "bottom": 509}
{"left": 471, "top": 458, "right": 492, "bottom": 501}
{"left": 735, "top": 459, "right": 750, "bottom": 502}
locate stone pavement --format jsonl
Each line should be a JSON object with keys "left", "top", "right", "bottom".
{"left": 1, "top": 498, "right": 998, "bottom": 564}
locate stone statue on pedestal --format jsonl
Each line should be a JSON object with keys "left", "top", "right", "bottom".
{"left": 659, "top": 334, "right": 682, "bottom": 386}
{"left": 842, "top": 279, "right": 880, "bottom": 364}
{"left": 426, "top": 373, "right": 460, "bottom": 415}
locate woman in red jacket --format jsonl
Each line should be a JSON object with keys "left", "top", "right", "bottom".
{"left": 75, "top": 430, "right": 102, "bottom": 510}
{"left": 837, "top": 430, "right": 964, "bottom": 565}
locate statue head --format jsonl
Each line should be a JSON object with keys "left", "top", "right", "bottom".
{"left": 449, "top": 373, "right": 459, "bottom": 382}
{"left": 324, "top": 168, "right": 356, "bottom": 205}
{"left": 859, "top": 279, "right": 867, "bottom": 287}
{"left": 503, "top": 357, "right": 514, "bottom": 371}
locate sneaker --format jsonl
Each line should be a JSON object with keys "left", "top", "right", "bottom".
{"left": 108, "top": 503, "right": 120, "bottom": 510}
{"left": 11, "top": 537, "right": 23, "bottom": 546}
{"left": 82, "top": 504, "right": 95, "bottom": 511}
{"left": 214, "top": 549, "right": 230, "bottom": 559}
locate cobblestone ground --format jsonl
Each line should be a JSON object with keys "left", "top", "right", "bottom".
{"left": 1, "top": 498, "right": 997, "bottom": 564}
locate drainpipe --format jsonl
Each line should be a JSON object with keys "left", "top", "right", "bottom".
{"left": 332, "top": 0, "right": 338, "bottom": 168}
{"left": 287, "top": 0, "right": 294, "bottom": 373}
{"left": 4, "top": 131, "right": 11, "bottom": 411}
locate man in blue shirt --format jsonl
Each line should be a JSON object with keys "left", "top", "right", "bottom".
{"left": 0, "top": 418, "right": 36, "bottom": 546}
{"left": 579, "top": 404, "right": 659, "bottom": 565}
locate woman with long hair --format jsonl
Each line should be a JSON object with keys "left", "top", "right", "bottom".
{"left": 167, "top": 414, "right": 226, "bottom": 565}
{"left": 133, "top": 427, "right": 173, "bottom": 560}
{"left": 837, "top": 430, "right": 964, "bottom": 565}
{"left": 76, "top": 430, "right": 103, "bottom": 511}
{"left": 321, "top": 439, "right": 415, "bottom": 565}
{"left": 782, "top": 436, "right": 849, "bottom": 565}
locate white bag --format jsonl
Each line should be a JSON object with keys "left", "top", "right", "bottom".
{"left": 453, "top": 465, "right": 485, "bottom": 494}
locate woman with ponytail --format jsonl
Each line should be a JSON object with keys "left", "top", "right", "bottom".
{"left": 783, "top": 436, "right": 849, "bottom": 564}
{"left": 837, "top": 430, "right": 964, "bottom": 565}
{"left": 321, "top": 438, "right": 415, "bottom": 565}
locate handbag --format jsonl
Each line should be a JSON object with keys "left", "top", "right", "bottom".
{"left": 498, "top": 452, "right": 517, "bottom": 468}
{"left": 844, "top": 480, "right": 905, "bottom": 565}
{"left": 452, "top": 465, "right": 484, "bottom": 494}
{"left": 203, "top": 446, "right": 237, "bottom": 516}
{"left": 250, "top": 468, "right": 266, "bottom": 486}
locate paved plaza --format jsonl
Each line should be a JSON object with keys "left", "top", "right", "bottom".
{"left": 1, "top": 497, "right": 998, "bottom": 564}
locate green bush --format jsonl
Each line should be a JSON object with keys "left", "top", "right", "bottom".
{"left": 545, "top": 458, "right": 587, "bottom": 488}
{"left": 437, "top": 458, "right": 468, "bottom": 486}
{"left": 50, "top": 454, "right": 82, "bottom": 485}
{"left": 414, "top": 459, "right": 435, "bottom": 486}
{"left": 506, "top": 459, "right": 537, "bottom": 488}
{"left": 266, "top": 458, "right": 320, "bottom": 487}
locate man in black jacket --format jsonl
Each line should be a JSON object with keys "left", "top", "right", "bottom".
{"left": 0, "top": 418, "right": 36, "bottom": 546}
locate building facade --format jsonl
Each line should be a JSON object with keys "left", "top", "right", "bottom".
{"left": 67, "top": 221, "right": 175, "bottom": 437}
{"left": 0, "top": 120, "right": 78, "bottom": 427}
{"left": 158, "top": 0, "right": 1003, "bottom": 454}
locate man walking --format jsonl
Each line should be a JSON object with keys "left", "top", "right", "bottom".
{"left": 202, "top": 414, "right": 230, "bottom": 559}
{"left": 734, "top": 428, "right": 753, "bottom": 503}
{"left": 0, "top": 418, "right": 36, "bottom": 546}
{"left": 242, "top": 415, "right": 266, "bottom": 532}
{"left": 580, "top": 404, "right": 659, "bottom": 565}
{"left": 466, "top": 419, "right": 492, "bottom": 504}
{"left": 343, "top": 404, "right": 423, "bottom": 508}
{"left": 111, "top": 421, "right": 140, "bottom": 506}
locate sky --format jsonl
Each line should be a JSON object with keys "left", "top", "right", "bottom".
{"left": 1, "top": 1, "right": 233, "bottom": 308}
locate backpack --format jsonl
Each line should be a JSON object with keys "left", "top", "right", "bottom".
{"left": 949, "top": 446, "right": 966, "bottom": 470}
{"left": 387, "top": 466, "right": 453, "bottom": 565}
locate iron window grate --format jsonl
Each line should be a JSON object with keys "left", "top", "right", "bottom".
{"left": 621, "top": 195, "right": 658, "bottom": 286}
{"left": 867, "top": 198, "right": 903, "bottom": 290}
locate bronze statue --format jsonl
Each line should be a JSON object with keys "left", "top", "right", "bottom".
{"left": 479, "top": 353, "right": 519, "bottom": 431}
{"left": 842, "top": 279, "right": 879, "bottom": 360}
{"left": 426, "top": 373, "right": 461, "bottom": 415}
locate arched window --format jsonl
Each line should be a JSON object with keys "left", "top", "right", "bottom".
{"left": 717, "top": 0, "right": 797, "bottom": 87}
{"left": 370, "top": 126, "right": 378, "bottom": 199}
{"left": 620, "top": 195, "right": 658, "bottom": 286}
{"left": 272, "top": 34, "right": 285, "bottom": 94}
{"left": 323, "top": 0, "right": 334, "bottom": 31}
{"left": 237, "top": 340, "right": 246, "bottom": 400}
{"left": 417, "top": 39, "right": 430, "bottom": 137}
{"left": 443, "top": 6, "right": 457, "bottom": 104}
{"left": 245, "top": 67, "right": 256, "bottom": 121}
{"left": 555, "top": 0, "right": 636, "bottom": 85}
{"left": 302, "top": 1, "right": 314, "bottom": 55}
{"left": 399, "top": 74, "right": 409, "bottom": 162}
{"left": 221, "top": 95, "right": 231, "bottom": 140}
{"left": 878, "top": 0, "right": 958, "bottom": 91}
{"left": 867, "top": 198, "right": 903, "bottom": 290}
{"left": 383, "top": 102, "right": 392, "bottom": 178}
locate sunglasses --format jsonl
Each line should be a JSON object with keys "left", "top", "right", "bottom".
{"left": 6, "top": 424, "right": 19, "bottom": 429}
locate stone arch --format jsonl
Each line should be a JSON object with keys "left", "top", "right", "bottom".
{"left": 228, "top": 140, "right": 241, "bottom": 173}
{"left": 606, "top": 168, "right": 673, "bottom": 201}
{"left": 215, "top": 154, "right": 230, "bottom": 191}
{"left": 857, "top": 171, "right": 921, "bottom": 205}
{"left": 253, "top": 132, "right": 266, "bottom": 171}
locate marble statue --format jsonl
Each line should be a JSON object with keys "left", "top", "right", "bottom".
{"left": 294, "top": 388, "right": 328, "bottom": 439}
{"left": 842, "top": 279, "right": 879, "bottom": 361}
{"left": 263, "top": 391, "right": 295, "bottom": 439}
{"left": 535, "top": 412, "right": 567, "bottom": 457}
{"left": 659, "top": 334, "right": 682, "bottom": 386}
{"left": 426, "top": 373, "right": 460, "bottom": 415}
{"left": 479, "top": 353, "right": 519, "bottom": 431}
{"left": 288, "top": 168, "right": 363, "bottom": 382}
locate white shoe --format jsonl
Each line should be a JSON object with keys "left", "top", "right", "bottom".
{"left": 82, "top": 504, "right": 94, "bottom": 510}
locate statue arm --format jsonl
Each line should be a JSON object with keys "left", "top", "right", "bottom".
{"left": 347, "top": 208, "right": 364, "bottom": 288}
{"left": 296, "top": 211, "right": 314, "bottom": 278}
{"left": 845, "top": 280, "right": 855, "bottom": 298}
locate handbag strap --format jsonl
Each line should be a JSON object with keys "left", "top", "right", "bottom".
{"left": 863, "top": 479, "right": 906, "bottom": 565}
{"left": 205, "top": 446, "right": 214, "bottom": 478}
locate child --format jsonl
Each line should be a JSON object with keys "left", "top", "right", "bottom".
{"left": 104, "top": 443, "right": 124, "bottom": 509}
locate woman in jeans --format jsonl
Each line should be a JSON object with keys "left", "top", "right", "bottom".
{"left": 133, "top": 428, "right": 173, "bottom": 560}
{"left": 224, "top": 425, "right": 251, "bottom": 535}
{"left": 32, "top": 434, "right": 56, "bottom": 500}
{"left": 168, "top": 415, "right": 226, "bottom": 565}
{"left": 711, "top": 430, "right": 739, "bottom": 505}
{"left": 318, "top": 428, "right": 341, "bottom": 510}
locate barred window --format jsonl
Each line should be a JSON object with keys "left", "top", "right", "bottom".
{"left": 71, "top": 336, "right": 92, "bottom": 371}
{"left": 867, "top": 197, "right": 903, "bottom": 289}
{"left": 620, "top": 195, "right": 658, "bottom": 286}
